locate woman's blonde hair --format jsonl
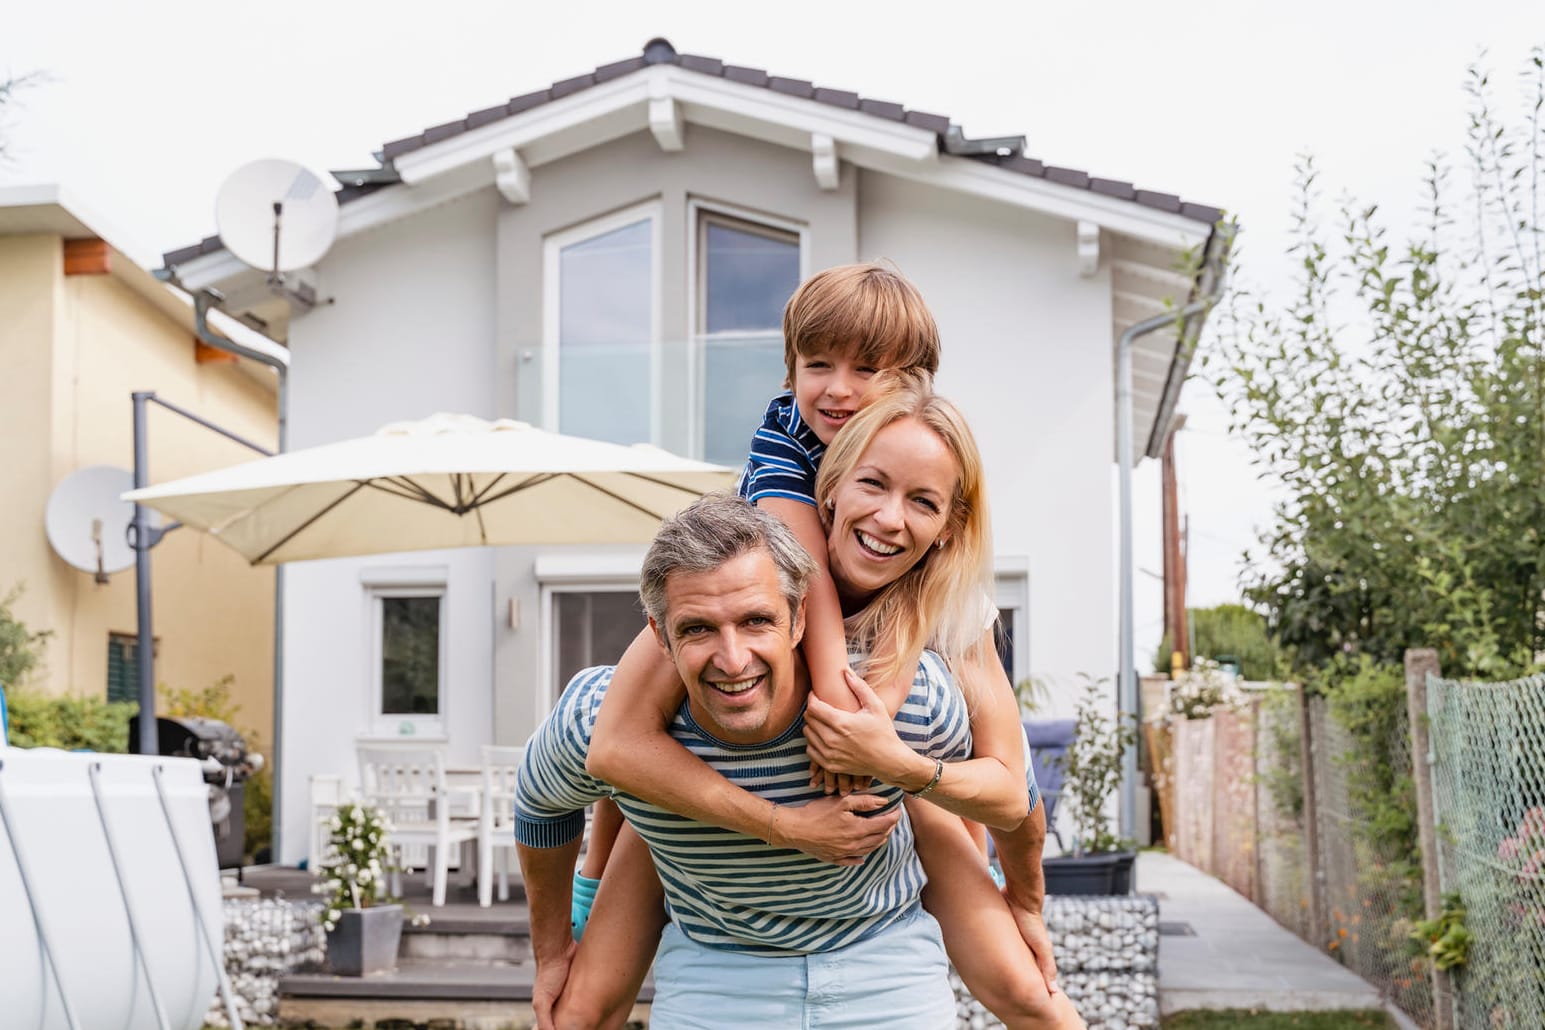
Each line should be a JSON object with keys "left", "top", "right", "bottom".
{"left": 813, "top": 370, "right": 994, "bottom": 697}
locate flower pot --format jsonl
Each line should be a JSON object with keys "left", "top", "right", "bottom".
{"left": 1042, "top": 850, "right": 1137, "bottom": 896}
{"left": 325, "top": 903, "right": 404, "bottom": 976}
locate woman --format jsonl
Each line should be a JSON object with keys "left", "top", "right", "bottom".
{"left": 558, "top": 376, "right": 1082, "bottom": 1030}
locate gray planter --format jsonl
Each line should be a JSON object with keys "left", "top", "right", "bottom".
{"left": 1042, "top": 850, "right": 1137, "bottom": 896}
{"left": 325, "top": 903, "right": 403, "bottom": 976}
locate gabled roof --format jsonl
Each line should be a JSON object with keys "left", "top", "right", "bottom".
{"left": 161, "top": 37, "right": 1223, "bottom": 269}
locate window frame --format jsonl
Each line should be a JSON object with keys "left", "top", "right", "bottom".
{"left": 541, "top": 200, "right": 664, "bottom": 447}
{"left": 685, "top": 198, "right": 808, "bottom": 460}
{"left": 361, "top": 567, "right": 449, "bottom": 740}
{"left": 993, "top": 567, "right": 1031, "bottom": 687}
{"left": 539, "top": 580, "right": 644, "bottom": 716}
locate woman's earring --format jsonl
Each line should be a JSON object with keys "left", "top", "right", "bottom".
{"left": 934, "top": 538, "right": 945, "bottom": 550}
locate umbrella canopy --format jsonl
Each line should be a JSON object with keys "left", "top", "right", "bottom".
{"left": 124, "top": 413, "right": 737, "bottom": 564}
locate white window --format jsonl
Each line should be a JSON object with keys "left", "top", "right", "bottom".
{"left": 690, "top": 203, "right": 805, "bottom": 465}
{"left": 543, "top": 202, "right": 661, "bottom": 446}
{"left": 552, "top": 590, "right": 645, "bottom": 693}
{"left": 363, "top": 568, "right": 449, "bottom": 738}
{"left": 994, "top": 570, "right": 1030, "bottom": 687}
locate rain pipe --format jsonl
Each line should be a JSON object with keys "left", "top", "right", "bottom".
{"left": 191, "top": 290, "right": 291, "bottom": 861}
{"left": 1115, "top": 242, "right": 1228, "bottom": 841}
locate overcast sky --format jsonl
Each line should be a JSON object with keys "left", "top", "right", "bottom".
{"left": 4, "top": 0, "right": 1539, "bottom": 673}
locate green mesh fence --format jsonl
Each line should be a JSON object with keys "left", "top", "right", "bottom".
{"left": 1428, "top": 672, "right": 1545, "bottom": 1029}
{"left": 1307, "top": 695, "right": 1434, "bottom": 1025}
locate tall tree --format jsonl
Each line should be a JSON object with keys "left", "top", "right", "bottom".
{"left": 1213, "top": 50, "right": 1545, "bottom": 678}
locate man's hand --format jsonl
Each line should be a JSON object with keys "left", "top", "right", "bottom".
{"left": 1004, "top": 890, "right": 1060, "bottom": 996}
{"left": 531, "top": 937, "right": 577, "bottom": 1029}
{"left": 772, "top": 792, "right": 902, "bottom": 865}
{"left": 804, "top": 668, "right": 927, "bottom": 787}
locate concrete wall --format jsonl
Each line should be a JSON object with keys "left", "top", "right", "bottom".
{"left": 278, "top": 189, "right": 499, "bottom": 862}
{"left": 0, "top": 234, "right": 277, "bottom": 752}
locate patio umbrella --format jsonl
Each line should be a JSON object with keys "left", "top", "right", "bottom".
{"left": 123, "top": 413, "right": 736, "bottom": 564}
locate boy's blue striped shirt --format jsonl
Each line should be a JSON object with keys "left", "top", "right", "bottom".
{"left": 735, "top": 391, "right": 825, "bottom": 508}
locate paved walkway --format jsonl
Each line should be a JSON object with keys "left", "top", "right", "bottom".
{"left": 1137, "top": 851, "right": 1391, "bottom": 1017}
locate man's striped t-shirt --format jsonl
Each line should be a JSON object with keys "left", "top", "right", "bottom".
{"left": 735, "top": 391, "right": 825, "bottom": 508}
{"left": 514, "top": 651, "right": 971, "bottom": 956}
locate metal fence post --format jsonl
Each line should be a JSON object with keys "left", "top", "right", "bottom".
{"left": 1296, "top": 683, "right": 1326, "bottom": 948}
{"left": 1404, "top": 648, "right": 1454, "bottom": 1030}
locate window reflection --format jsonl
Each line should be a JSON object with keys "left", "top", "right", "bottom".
{"left": 559, "top": 218, "right": 653, "bottom": 445}
{"left": 700, "top": 217, "right": 800, "bottom": 465}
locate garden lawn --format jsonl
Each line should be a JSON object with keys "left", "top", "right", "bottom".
{"left": 1163, "top": 1011, "right": 1395, "bottom": 1030}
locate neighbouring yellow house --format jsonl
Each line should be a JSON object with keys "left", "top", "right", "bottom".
{"left": 0, "top": 184, "right": 280, "bottom": 757}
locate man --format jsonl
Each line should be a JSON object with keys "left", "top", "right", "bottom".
{"left": 515, "top": 494, "right": 1053, "bottom": 1028}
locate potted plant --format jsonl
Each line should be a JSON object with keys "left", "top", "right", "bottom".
{"left": 1042, "top": 677, "right": 1139, "bottom": 895}
{"left": 315, "top": 802, "right": 403, "bottom": 976}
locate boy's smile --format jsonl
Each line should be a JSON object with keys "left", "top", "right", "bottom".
{"left": 793, "top": 350, "right": 879, "bottom": 445}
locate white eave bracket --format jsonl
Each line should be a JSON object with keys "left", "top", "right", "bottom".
{"left": 812, "top": 133, "right": 839, "bottom": 191}
{"left": 649, "top": 78, "right": 685, "bottom": 151}
{"left": 1078, "top": 220, "right": 1100, "bottom": 277}
{"left": 493, "top": 148, "right": 531, "bottom": 205}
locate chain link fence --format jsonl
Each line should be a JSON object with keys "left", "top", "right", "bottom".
{"left": 1428, "top": 672, "right": 1545, "bottom": 1029}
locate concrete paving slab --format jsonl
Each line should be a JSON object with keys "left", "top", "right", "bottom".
{"left": 1139, "top": 851, "right": 1386, "bottom": 1014}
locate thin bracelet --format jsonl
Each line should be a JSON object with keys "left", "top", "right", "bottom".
{"left": 908, "top": 757, "right": 944, "bottom": 798}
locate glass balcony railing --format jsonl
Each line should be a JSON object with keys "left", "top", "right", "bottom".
{"left": 511, "top": 335, "right": 787, "bottom": 469}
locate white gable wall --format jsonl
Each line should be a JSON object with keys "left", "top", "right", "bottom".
{"left": 278, "top": 190, "right": 500, "bottom": 863}
{"left": 857, "top": 171, "right": 1116, "bottom": 701}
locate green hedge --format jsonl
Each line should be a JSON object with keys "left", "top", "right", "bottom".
{"left": 5, "top": 688, "right": 135, "bottom": 752}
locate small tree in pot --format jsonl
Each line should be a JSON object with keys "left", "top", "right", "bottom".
{"left": 1044, "top": 677, "right": 1139, "bottom": 894}
{"left": 315, "top": 803, "right": 403, "bottom": 975}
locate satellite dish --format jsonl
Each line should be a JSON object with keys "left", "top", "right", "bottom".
{"left": 44, "top": 466, "right": 155, "bottom": 582}
{"left": 215, "top": 158, "right": 339, "bottom": 274}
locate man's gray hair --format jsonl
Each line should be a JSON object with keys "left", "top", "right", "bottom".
{"left": 640, "top": 493, "right": 817, "bottom": 630}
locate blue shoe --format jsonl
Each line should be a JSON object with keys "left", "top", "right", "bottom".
{"left": 571, "top": 872, "right": 601, "bottom": 941}
{"left": 988, "top": 863, "right": 1006, "bottom": 889}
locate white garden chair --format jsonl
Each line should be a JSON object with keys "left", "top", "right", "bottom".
{"left": 478, "top": 745, "right": 525, "bottom": 907}
{"left": 357, "top": 745, "right": 478, "bottom": 907}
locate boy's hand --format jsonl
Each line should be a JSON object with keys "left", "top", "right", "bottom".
{"left": 807, "top": 760, "right": 871, "bottom": 796}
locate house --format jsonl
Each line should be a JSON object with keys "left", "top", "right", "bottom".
{"left": 0, "top": 184, "right": 281, "bottom": 755}
{"left": 160, "top": 39, "right": 1230, "bottom": 864}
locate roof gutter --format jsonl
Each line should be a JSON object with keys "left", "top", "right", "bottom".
{"left": 1143, "top": 223, "right": 1236, "bottom": 459}
{"left": 1115, "top": 226, "right": 1231, "bottom": 841}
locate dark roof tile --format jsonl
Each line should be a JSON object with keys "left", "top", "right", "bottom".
{"left": 422, "top": 119, "right": 468, "bottom": 145}
{"left": 508, "top": 89, "right": 551, "bottom": 115}
{"left": 859, "top": 99, "right": 906, "bottom": 122}
{"left": 1003, "top": 155, "right": 1045, "bottom": 176}
{"left": 903, "top": 110, "right": 951, "bottom": 135}
{"left": 595, "top": 56, "right": 646, "bottom": 82}
{"left": 1090, "top": 177, "right": 1136, "bottom": 200}
{"left": 1181, "top": 202, "right": 1224, "bottom": 224}
{"left": 550, "top": 73, "right": 596, "bottom": 100}
{"left": 813, "top": 87, "right": 860, "bottom": 110}
{"left": 1045, "top": 166, "right": 1091, "bottom": 188}
{"left": 768, "top": 76, "right": 815, "bottom": 98}
{"left": 1134, "top": 189, "right": 1181, "bottom": 213}
{"left": 381, "top": 134, "right": 427, "bottom": 161}
{"left": 679, "top": 54, "right": 724, "bottom": 75}
{"left": 723, "top": 64, "right": 770, "bottom": 87}
{"left": 466, "top": 103, "right": 511, "bottom": 130}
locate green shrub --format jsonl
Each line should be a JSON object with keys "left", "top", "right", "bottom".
{"left": 0, "top": 583, "right": 52, "bottom": 688}
{"left": 1154, "top": 603, "right": 1281, "bottom": 680}
{"left": 5, "top": 688, "right": 135, "bottom": 752}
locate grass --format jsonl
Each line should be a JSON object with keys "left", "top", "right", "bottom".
{"left": 1163, "top": 1011, "right": 1396, "bottom": 1030}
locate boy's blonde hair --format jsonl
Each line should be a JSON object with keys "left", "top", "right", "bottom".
{"left": 814, "top": 370, "right": 994, "bottom": 699}
{"left": 782, "top": 263, "right": 941, "bottom": 386}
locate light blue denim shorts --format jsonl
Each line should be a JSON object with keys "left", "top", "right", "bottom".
{"left": 648, "top": 902, "right": 955, "bottom": 1029}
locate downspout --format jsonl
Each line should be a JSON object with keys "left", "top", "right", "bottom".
{"left": 1116, "top": 227, "right": 1231, "bottom": 841}
{"left": 188, "top": 288, "right": 292, "bottom": 862}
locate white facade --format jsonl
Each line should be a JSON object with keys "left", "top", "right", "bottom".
{"left": 167, "top": 51, "right": 1222, "bottom": 864}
